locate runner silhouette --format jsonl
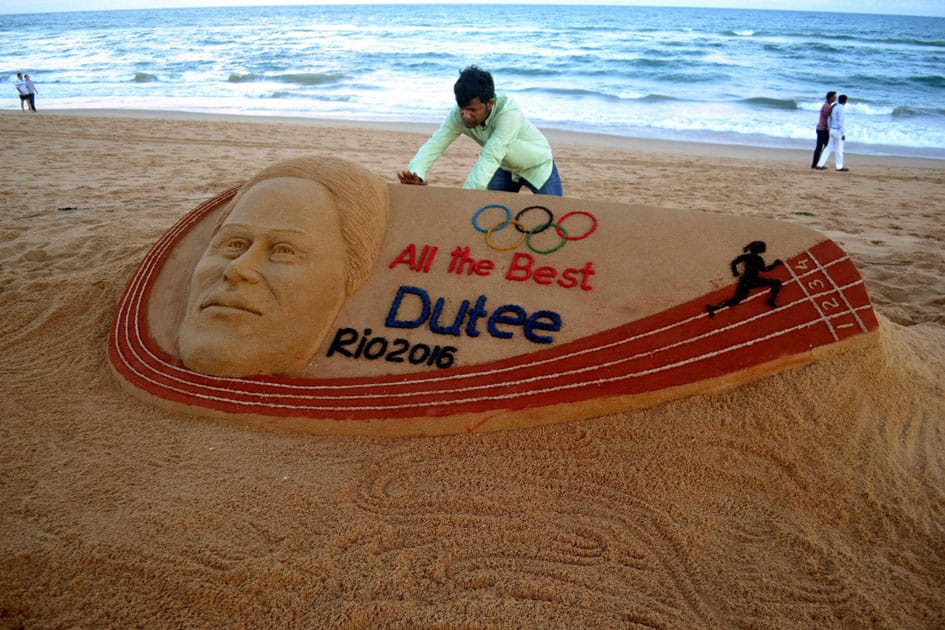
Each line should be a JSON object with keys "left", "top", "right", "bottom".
{"left": 706, "top": 241, "right": 783, "bottom": 319}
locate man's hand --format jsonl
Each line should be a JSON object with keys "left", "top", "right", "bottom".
{"left": 397, "top": 171, "right": 427, "bottom": 186}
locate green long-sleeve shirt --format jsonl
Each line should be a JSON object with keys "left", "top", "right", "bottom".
{"left": 407, "top": 95, "right": 555, "bottom": 190}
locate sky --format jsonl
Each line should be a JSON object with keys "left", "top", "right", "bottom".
{"left": 1, "top": 0, "right": 943, "bottom": 17}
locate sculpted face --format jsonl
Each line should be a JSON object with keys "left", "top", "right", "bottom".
{"left": 178, "top": 177, "right": 347, "bottom": 377}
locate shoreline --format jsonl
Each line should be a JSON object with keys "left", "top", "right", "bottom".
{"left": 13, "top": 108, "right": 945, "bottom": 169}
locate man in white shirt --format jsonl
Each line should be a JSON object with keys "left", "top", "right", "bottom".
{"left": 816, "top": 94, "right": 849, "bottom": 172}
{"left": 14, "top": 72, "right": 28, "bottom": 111}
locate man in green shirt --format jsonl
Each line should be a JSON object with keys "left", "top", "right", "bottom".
{"left": 398, "top": 66, "right": 563, "bottom": 195}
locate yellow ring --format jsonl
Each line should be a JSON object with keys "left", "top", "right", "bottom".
{"left": 485, "top": 219, "right": 528, "bottom": 251}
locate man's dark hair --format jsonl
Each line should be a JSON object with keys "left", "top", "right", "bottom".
{"left": 454, "top": 66, "right": 495, "bottom": 107}
{"left": 826, "top": 90, "right": 836, "bottom": 100}
{"left": 838, "top": 94, "right": 847, "bottom": 104}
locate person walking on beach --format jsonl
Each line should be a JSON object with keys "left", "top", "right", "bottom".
{"left": 816, "top": 94, "right": 848, "bottom": 172}
{"left": 14, "top": 73, "right": 29, "bottom": 111}
{"left": 811, "top": 91, "right": 836, "bottom": 169}
{"left": 23, "top": 74, "right": 38, "bottom": 112}
{"left": 398, "top": 65, "right": 563, "bottom": 195}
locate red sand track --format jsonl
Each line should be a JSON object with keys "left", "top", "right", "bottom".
{"left": 109, "top": 191, "right": 878, "bottom": 425}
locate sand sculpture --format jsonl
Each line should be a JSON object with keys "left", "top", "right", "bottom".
{"left": 109, "top": 156, "right": 879, "bottom": 436}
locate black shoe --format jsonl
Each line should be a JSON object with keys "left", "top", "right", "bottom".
{"left": 837, "top": 168, "right": 849, "bottom": 172}
{"left": 815, "top": 166, "right": 826, "bottom": 170}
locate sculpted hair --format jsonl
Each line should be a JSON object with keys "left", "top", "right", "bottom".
{"left": 214, "top": 156, "right": 389, "bottom": 294}
{"left": 454, "top": 65, "right": 495, "bottom": 107}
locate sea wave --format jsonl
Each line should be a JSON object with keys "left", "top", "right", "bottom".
{"left": 268, "top": 91, "right": 353, "bottom": 102}
{"left": 227, "top": 73, "right": 260, "bottom": 83}
{"left": 227, "top": 72, "right": 345, "bottom": 85}
{"left": 523, "top": 86, "right": 616, "bottom": 99}
{"left": 806, "top": 42, "right": 844, "bottom": 54}
{"left": 520, "top": 85, "right": 687, "bottom": 103}
{"left": 741, "top": 97, "right": 798, "bottom": 111}
{"left": 639, "top": 93, "right": 678, "bottom": 103}
{"left": 132, "top": 72, "right": 159, "bottom": 83}
{"left": 277, "top": 73, "right": 345, "bottom": 86}
{"left": 893, "top": 105, "right": 945, "bottom": 119}
{"left": 913, "top": 75, "right": 945, "bottom": 88}
{"left": 838, "top": 34, "right": 945, "bottom": 48}
{"left": 630, "top": 58, "right": 676, "bottom": 68}
{"left": 493, "top": 67, "right": 558, "bottom": 78}
{"left": 801, "top": 30, "right": 945, "bottom": 49}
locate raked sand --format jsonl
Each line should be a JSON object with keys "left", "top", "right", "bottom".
{"left": 1, "top": 111, "right": 944, "bottom": 627}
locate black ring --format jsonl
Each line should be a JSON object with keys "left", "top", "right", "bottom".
{"left": 514, "top": 205, "right": 554, "bottom": 234}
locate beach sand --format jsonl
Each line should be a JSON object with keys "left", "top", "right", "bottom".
{"left": 2, "top": 110, "right": 944, "bottom": 627}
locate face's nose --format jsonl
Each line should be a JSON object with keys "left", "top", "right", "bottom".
{"left": 222, "top": 244, "right": 265, "bottom": 284}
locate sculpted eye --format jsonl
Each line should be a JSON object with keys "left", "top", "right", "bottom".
{"left": 218, "top": 237, "right": 250, "bottom": 258}
{"left": 271, "top": 242, "right": 299, "bottom": 260}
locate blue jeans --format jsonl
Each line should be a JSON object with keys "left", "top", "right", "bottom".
{"left": 487, "top": 162, "right": 563, "bottom": 196}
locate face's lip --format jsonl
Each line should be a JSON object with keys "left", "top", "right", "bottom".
{"left": 199, "top": 295, "right": 262, "bottom": 316}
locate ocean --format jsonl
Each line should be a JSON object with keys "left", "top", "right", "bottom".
{"left": 2, "top": 4, "right": 944, "bottom": 159}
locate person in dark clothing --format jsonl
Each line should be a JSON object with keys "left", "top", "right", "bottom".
{"left": 706, "top": 241, "right": 783, "bottom": 319}
{"left": 811, "top": 91, "right": 836, "bottom": 169}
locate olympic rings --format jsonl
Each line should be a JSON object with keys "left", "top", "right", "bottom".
{"left": 472, "top": 203, "right": 597, "bottom": 254}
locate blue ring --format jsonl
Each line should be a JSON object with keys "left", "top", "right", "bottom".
{"left": 472, "top": 204, "right": 511, "bottom": 233}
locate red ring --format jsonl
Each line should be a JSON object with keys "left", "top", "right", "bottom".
{"left": 555, "top": 210, "right": 598, "bottom": 241}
